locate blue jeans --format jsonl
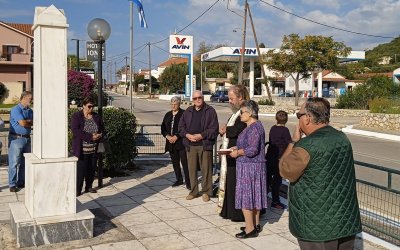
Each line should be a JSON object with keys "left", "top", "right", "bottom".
{"left": 8, "top": 136, "right": 31, "bottom": 187}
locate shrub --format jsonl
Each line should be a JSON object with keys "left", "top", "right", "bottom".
{"left": 68, "top": 107, "right": 137, "bottom": 175}
{"left": 258, "top": 98, "right": 275, "bottom": 105}
{"left": 369, "top": 98, "right": 400, "bottom": 114}
{"left": 0, "top": 82, "right": 8, "bottom": 102}
{"left": 336, "top": 76, "right": 400, "bottom": 110}
{"left": 68, "top": 70, "right": 96, "bottom": 106}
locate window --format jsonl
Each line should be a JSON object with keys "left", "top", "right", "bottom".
{"left": 5, "top": 45, "right": 20, "bottom": 60}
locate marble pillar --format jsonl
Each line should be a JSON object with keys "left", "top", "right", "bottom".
{"left": 9, "top": 5, "right": 94, "bottom": 247}
{"left": 318, "top": 71, "right": 323, "bottom": 98}
{"left": 249, "top": 59, "right": 254, "bottom": 98}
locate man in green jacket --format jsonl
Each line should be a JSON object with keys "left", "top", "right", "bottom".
{"left": 279, "top": 97, "right": 362, "bottom": 250}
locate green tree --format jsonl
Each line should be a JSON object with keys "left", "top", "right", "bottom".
{"left": 67, "top": 55, "right": 94, "bottom": 70}
{"left": 159, "top": 64, "right": 188, "bottom": 94}
{"left": 263, "top": 34, "right": 351, "bottom": 106}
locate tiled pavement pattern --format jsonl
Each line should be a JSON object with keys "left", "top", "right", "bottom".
{"left": 0, "top": 162, "right": 390, "bottom": 250}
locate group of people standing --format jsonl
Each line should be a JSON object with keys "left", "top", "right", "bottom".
{"left": 162, "top": 88, "right": 362, "bottom": 249}
{"left": 7, "top": 89, "right": 362, "bottom": 249}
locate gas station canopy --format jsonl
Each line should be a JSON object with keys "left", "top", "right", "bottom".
{"left": 201, "top": 47, "right": 365, "bottom": 63}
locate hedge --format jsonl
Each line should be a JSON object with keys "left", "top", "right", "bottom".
{"left": 68, "top": 107, "right": 137, "bottom": 174}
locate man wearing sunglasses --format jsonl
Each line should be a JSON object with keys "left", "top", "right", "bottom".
{"left": 178, "top": 90, "right": 219, "bottom": 202}
{"left": 279, "top": 97, "right": 361, "bottom": 250}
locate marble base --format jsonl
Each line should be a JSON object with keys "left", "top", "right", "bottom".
{"left": 9, "top": 202, "right": 94, "bottom": 248}
{"left": 24, "top": 153, "right": 78, "bottom": 218}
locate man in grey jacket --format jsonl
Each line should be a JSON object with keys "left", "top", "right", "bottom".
{"left": 179, "top": 90, "right": 219, "bottom": 202}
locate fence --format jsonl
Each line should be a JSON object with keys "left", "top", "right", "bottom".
{"left": 135, "top": 124, "right": 166, "bottom": 155}
{"left": 354, "top": 161, "right": 400, "bottom": 246}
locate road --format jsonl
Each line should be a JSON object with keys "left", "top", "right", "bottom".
{"left": 108, "top": 92, "right": 400, "bottom": 190}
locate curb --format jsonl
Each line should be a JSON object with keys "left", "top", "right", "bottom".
{"left": 342, "top": 125, "right": 400, "bottom": 142}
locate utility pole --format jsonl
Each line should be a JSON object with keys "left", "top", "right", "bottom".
{"left": 125, "top": 56, "right": 128, "bottom": 94}
{"left": 148, "top": 42, "right": 152, "bottom": 98}
{"left": 114, "top": 61, "right": 117, "bottom": 84}
{"left": 247, "top": 2, "right": 272, "bottom": 102}
{"left": 71, "top": 39, "right": 80, "bottom": 71}
{"left": 129, "top": 0, "right": 134, "bottom": 113}
{"left": 238, "top": 0, "right": 248, "bottom": 85}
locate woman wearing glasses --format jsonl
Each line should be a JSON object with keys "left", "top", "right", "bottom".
{"left": 71, "top": 96, "right": 104, "bottom": 196}
{"left": 229, "top": 100, "right": 267, "bottom": 239}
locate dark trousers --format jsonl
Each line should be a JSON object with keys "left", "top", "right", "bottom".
{"left": 187, "top": 145, "right": 213, "bottom": 196}
{"left": 77, "top": 153, "right": 97, "bottom": 194}
{"left": 170, "top": 146, "right": 190, "bottom": 188}
{"left": 298, "top": 235, "right": 356, "bottom": 250}
{"left": 267, "top": 159, "right": 282, "bottom": 203}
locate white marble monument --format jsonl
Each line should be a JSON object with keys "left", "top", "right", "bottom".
{"left": 9, "top": 5, "right": 94, "bottom": 247}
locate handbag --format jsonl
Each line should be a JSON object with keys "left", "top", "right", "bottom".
{"left": 97, "top": 139, "right": 111, "bottom": 154}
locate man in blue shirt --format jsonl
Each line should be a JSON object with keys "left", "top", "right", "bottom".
{"left": 8, "top": 91, "right": 33, "bottom": 192}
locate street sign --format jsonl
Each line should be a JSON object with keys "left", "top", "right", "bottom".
{"left": 86, "top": 42, "right": 106, "bottom": 61}
{"left": 79, "top": 68, "right": 95, "bottom": 79}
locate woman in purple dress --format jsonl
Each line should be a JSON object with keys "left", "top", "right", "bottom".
{"left": 229, "top": 100, "right": 267, "bottom": 239}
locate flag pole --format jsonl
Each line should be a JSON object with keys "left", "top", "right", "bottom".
{"left": 129, "top": 0, "right": 134, "bottom": 113}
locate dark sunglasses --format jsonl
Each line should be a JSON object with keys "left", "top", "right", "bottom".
{"left": 87, "top": 105, "right": 94, "bottom": 109}
{"left": 296, "top": 112, "right": 306, "bottom": 119}
{"left": 192, "top": 96, "right": 203, "bottom": 101}
{"left": 240, "top": 110, "right": 249, "bottom": 115}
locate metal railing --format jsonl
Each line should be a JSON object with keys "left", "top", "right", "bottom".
{"left": 354, "top": 161, "right": 400, "bottom": 246}
{"left": 135, "top": 124, "right": 166, "bottom": 155}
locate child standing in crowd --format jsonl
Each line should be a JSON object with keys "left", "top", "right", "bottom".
{"left": 266, "top": 110, "right": 291, "bottom": 209}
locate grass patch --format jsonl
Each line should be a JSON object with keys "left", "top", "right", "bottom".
{"left": 0, "top": 104, "right": 15, "bottom": 108}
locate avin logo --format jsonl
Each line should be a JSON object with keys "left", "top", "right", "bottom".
{"left": 175, "top": 37, "right": 187, "bottom": 44}
{"left": 172, "top": 36, "right": 190, "bottom": 50}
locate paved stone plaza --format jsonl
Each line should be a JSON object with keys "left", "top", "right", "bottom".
{"left": 0, "top": 160, "right": 391, "bottom": 250}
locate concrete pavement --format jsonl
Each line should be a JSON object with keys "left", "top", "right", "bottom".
{"left": 0, "top": 160, "right": 395, "bottom": 250}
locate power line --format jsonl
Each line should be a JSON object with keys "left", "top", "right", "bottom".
{"left": 150, "top": 0, "right": 221, "bottom": 45}
{"left": 152, "top": 44, "right": 169, "bottom": 54}
{"left": 258, "top": 0, "right": 395, "bottom": 39}
{"left": 106, "top": 43, "right": 147, "bottom": 60}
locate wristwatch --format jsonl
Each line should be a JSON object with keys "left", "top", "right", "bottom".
{"left": 290, "top": 140, "right": 298, "bottom": 144}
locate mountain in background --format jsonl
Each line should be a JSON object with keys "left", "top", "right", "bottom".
{"left": 364, "top": 36, "right": 400, "bottom": 71}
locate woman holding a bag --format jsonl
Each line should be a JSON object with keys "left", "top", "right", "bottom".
{"left": 71, "top": 96, "right": 104, "bottom": 196}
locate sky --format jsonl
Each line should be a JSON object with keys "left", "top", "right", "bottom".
{"left": 1, "top": 0, "right": 399, "bottom": 74}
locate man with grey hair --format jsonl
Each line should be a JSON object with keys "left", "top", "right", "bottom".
{"left": 8, "top": 91, "right": 33, "bottom": 192}
{"left": 179, "top": 90, "right": 218, "bottom": 202}
{"left": 279, "top": 97, "right": 361, "bottom": 250}
{"left": 161, "top": 96, "right": 190, "bottom": 189}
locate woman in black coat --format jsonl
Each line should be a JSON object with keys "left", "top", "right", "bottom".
{"left": 161, "top": 96, "right": 190, "bottom": 189}
{"left": 71, "top": 96, "right": 104, "bottom": 196}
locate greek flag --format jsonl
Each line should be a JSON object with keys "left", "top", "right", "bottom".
{"left": 132, "top": 0, "right": 148, "bottom": 28}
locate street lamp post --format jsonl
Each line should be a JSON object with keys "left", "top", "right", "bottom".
{"left": 87, "top": 18, "right": 111, "bottom": 188}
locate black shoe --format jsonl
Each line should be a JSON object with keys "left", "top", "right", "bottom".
{"left": 9, "top": 186, "right": 19, "bottom": 192}
{"left": 76, "top": 191, "right": 82, "bottom": 197}
{"left": 17, "top": 184, "right": 25, "bottom": 189}
{"left": 172, "top": 181, "right": 183, "bottom": 187}
{"left": 235, "top": 228, "right": 259, "bottom": 239}
{"left": 240, "top": 224, "right": 262, "bottom": 233}
{"left": 85, "top": 188, "right": 97, "bottom": 193}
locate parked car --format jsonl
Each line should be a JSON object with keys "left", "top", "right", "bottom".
{"left": 278, "top": 92, "right": 294, "bottom": 97}
{"left": 175, "top": 90, "right": 185, "bottom": 94}
{"left": 210, "top": 90, "right": 229, "bottom": 103}
{"left": 202, "top": 90, "right": 212, "bottom": 95}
